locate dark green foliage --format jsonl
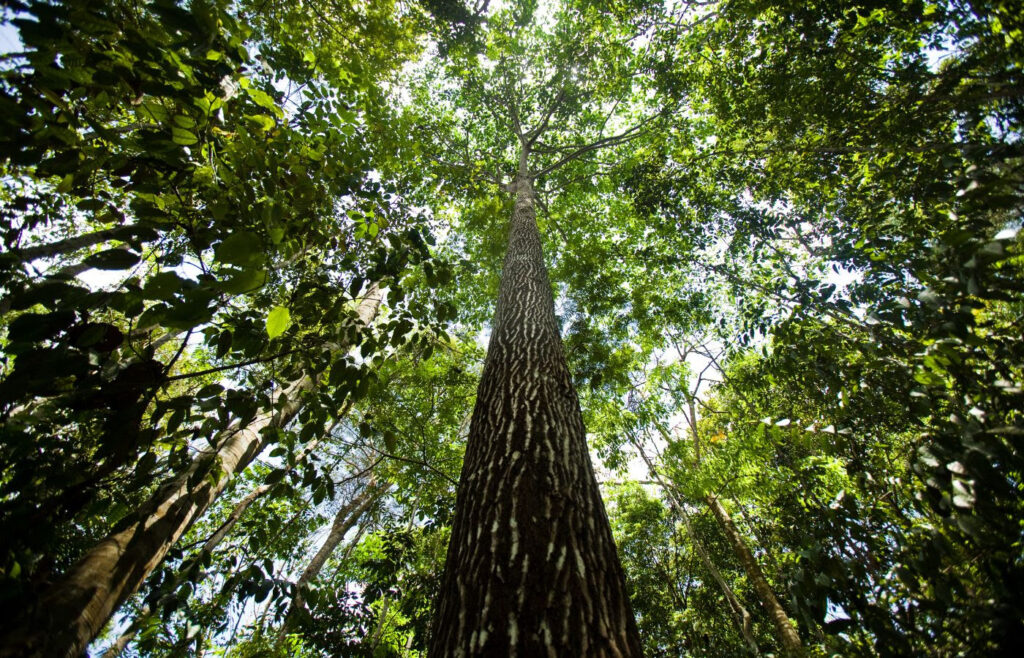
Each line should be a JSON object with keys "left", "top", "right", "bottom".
{"left": 0, "top": 0, "right": 442, "bottom": 640}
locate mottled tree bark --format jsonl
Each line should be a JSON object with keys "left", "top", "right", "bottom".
{"left": 429, "top": 174, "right": 643, "bottom": 657}
{"left": 0, "top": 289, "right": 382, "bottom": 658}
{"left": 705, "top": 494, "right": 803, "bottom": 656}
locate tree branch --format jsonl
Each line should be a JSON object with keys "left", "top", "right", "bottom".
{"left": 532, "top": 120, "right": 650, "bottom": 179}
{"left": 480, "top": 88, "right": 519, "bottom": 141}
{"left": 525, "top": 86, "right": 565, "bottom": 148}
{"left": 164, "top": 348, "right": 301, "bottom": 383}
{"left": 427, "top": 153, "right": 501, "bottom": 186}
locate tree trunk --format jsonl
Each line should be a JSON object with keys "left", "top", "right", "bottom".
{"left": 99, "top": 605, "right": 149, "bottom": 658}
{"left": 678, "top": 501, "right": 759, "bottom": 655}
{"left": 197, "top": 435, "right": 326, "bottom": 560}
{"left": 13, "top": 224, "right": 148, "bottom": 262}
{"left": 204, "top": 484, "right": 273, "bottom": 555}
{"left": 100, "top": 435, "right": 326, "bottom": 657}
{"left": 705, "top": 494, "right": 803, "bottom": 656}
{"left": 633, "top": 445, "right": 759, "bottom": 655}
{"left": 686, "top": 397, "right": 801, "bottom": 654}
{"left": 0, "top": 288, "right": 382, "bottom": 658}
{"left": 281, "top": 479, "right": 384, "bottom": 631}
{"left": 429, "top": 174, "right": 643, "bottom": 657}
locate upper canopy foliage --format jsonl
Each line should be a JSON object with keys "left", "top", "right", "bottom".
{"left": 0, "top": 0, "right": 1021, "bottom": 655}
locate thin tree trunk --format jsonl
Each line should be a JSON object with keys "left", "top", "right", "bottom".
{"left": 686, "top": 398, "right": 700, "bottom": 464}
{"left": 675, "top": 500, "right": 759, "bottom": 655}
{"left": 12, "top": 225, "right": 148, "bottom": 262}
{"left": 198, "top": 435, "right": 325, "bottom": 558}
{"left": 633, "top": 444, "right": 760, "bottom": 655}
{"left": 429, "top": 172, "right": 643, "bottom": 657}
{"left": 206, "top": 484, "right": 274, "bottom": 554}
{"left": 278, "top": 481, "right": 384, "bottom": 639}
{"left": 2, "top": 381, "right": 303, "bottom": 658}
{"left": 99, "top": 630, "right": 133, "bottom": 658}
{"left": 705, "top": 494, "right": 803, "bottom": 656}
{"left": 100, "top": 435, "right": 326, "bottom": 657}
{"left": 687, "top": 399, "right": 802, "bottom": 655}
{"left": 370, "top": 598, "right": 392, "bottom": 652}
{"left": 99, "top": 605, "right": 149, "bottom": 658}
{"left": 0, "top": 288, "right": 382, "bottom": 658}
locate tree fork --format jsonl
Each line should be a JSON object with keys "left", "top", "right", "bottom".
{"left": 429, "top": 173, "right": 643, "bottom": 657}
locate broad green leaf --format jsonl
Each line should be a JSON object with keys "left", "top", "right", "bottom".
{"left": 266, "top": 305, "right": 291, "bottom": 339}
{"left": 215, "top": 268, "right": 267, "bottom": 294}
{"left": 7, "top": 311, "right": 75, "bottom": 343}
{"left": 162, "top": 290, "right": 216, "bottom": 330}
{"left": 245, "top": 114, "right": 275, "bottom": 132}
{"left": 143, "top": 272, "right": 190, "bottom": 300}
{"left": 84, "top": 248, "right": 141, "bottom": 270}
{"left": 245, "top": 86, "right": 284, "bottom": 119}
{"left": 171, "top": 126, "right": 198, "bottom": 145}
{"left": 214, "top": 232, "right": 264, "bottom": 267}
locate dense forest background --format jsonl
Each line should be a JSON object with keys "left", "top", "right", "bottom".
{"left": 0, "top": 0, "right": 1022, "bottom": 655}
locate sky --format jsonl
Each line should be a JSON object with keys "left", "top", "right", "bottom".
{"left": 0, "top": 15, "right": 19, "bottom": 55}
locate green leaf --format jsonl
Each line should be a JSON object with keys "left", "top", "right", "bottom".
{"left": 171, "top": 126, "right": 198, "bottom": 145}
{"left": 349, "top": 276, "right": 363, "bottom": 298}
{"left": 216, "top": 268, "right": 267, "bottom": 294}
{"left": 266, "top": 305, "right": 291, "bottom": 339}
{"left": 163, "top": 290, "right": 216, "bottom": 330}
{"left": 215, "top": 330, "right": 233, "bottom": 358}
{"left": 172, "top": 114, "right": 196, "bottom": 129}
{"left": 7, "top": 311, "right": 75, "bottom": 343}
{"left": 196, "top": 383, "right": 224, "bottom": 398}
{"left": 143, "top": 271, "right": 190, "bottom": 300}
{"left": 135, "top": 305, "right": 167, "bottom": 332}
{"left": 214, "top": 232, "right": 264, "bottom": 267}
{"left": 245, "top": 114, "right": 276, "bottom": 132}
{"left": 245, "top": 86, "right": 284, "bottom": 119}
{"left": 84, "top": 248, "right": 141, "bottom": 270}
{"left": 71, "top": 322, "right": 123, "bottom": 352}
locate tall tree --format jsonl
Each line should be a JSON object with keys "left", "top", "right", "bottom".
{"left": 280, "top": 475, "right": 387, "bottom": 637}
{"left": 704, "top": 493, "right": 802, "bottom": 655}
{"left": 431, "top": 171, "right": 643, "bottom": 656}
{"left": 0, "top": 0, "right": 441, "bottom": 653}
{"left": 3, "top": 0, "right": 1022, "bottom": 654}
{"left": 420, "top": 4, "right": 671, "bottom": 652}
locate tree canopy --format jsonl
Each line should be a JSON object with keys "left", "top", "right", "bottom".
{"left": 0, "top": 0, "right": 1022, "bottom": 655}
